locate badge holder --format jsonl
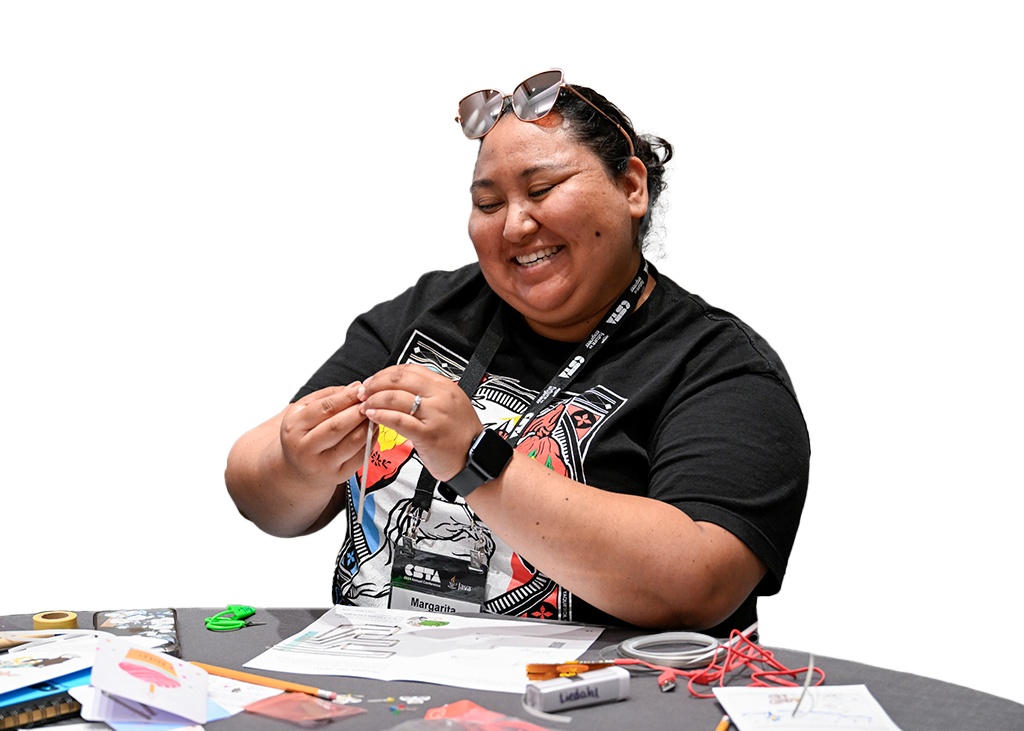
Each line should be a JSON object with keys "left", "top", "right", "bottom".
{"left": 389, "top": 504, "right": 489, "bottom": 615}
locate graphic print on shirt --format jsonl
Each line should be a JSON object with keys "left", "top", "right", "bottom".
{"left": 332, "top": 330, "right": 627, "bottom": 621}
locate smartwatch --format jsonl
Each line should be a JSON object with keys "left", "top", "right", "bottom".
{"left": 441, "top": 429, "right": 514, "bottom": 499}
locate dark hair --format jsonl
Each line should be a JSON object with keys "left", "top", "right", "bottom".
{"left": 483, "top": 83, "right": 675, "bottom": 259}
{"left": 552, "top": 84, "right": 673, "bottom": 248}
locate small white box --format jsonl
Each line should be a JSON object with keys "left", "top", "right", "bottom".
{"left": 524, "top": 666, "right": 631, "bottom": 712}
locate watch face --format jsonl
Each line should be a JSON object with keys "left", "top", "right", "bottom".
{"left": 470, "top": 430, "right": 513, "bottom": 479}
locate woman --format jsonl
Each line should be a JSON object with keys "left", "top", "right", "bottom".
{"left": 225, "top": 71, "right": 809, "bottom": 635}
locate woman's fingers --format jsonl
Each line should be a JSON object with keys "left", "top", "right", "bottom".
{"left": 306, "top": 412, "right": 371, "bottom": 469}
{"left": 358, "top": 364, "right": 482, "bottom": 481}
{"left": 280, "top": 382, "right": 370, "bottom": 482}
{"left": 358, "top": 365, "right": 438, "bottom": 401}
{"left": 289, "top": 383, "right": 362, "bottom": 429}
{"left": 357, "top": 365, "right": 448, "bottom": 432}
{"left": 367, "top": 392, "right": 425, "bottom": 425}
{"left": 321, "top": 420, "right": 375, "bottom": 480}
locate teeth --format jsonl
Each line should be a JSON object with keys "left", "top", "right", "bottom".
{"left": 516, "top": 247, "right": 561, "bottom": 266}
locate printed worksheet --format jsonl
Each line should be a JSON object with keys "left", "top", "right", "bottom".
{"left": 713, "top": 685, "right": 904, "bottom": 730}
{"left": 0, "top": 635, "right": 97, "bottom": 694}
{"left": 245, "top": 606, "right": 602, "bottom": 694}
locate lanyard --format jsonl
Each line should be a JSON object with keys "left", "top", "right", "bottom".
{"left": 408, "top": 257, "right": 650, "bottom": 512}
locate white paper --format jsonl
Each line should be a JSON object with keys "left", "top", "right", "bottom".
{"left": 0, "top": 635, "right": 96, "bottom": 694}
{"left": 713, "top": 684, "right": 904, "bottom": 731}
{"left": 71, "top": 684, "right": 225, "bottom": 729}
{"left": 105, "top": 716, "right": 206, "bottom": 731}
{"left": 89, "top": 636, "right": 208, "bottom": 723}
{"left": 73, "top": 675, "right": 280, "bottom": 720}
{"left": 245, "top": 606, "right": 603, "bottom": 694}
{"left": 206, "top": 676, "right": 283, "bottom": 714}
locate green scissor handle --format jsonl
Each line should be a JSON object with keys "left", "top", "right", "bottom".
{"left": 205, "top": 605, "right": 257, "bottom": 631}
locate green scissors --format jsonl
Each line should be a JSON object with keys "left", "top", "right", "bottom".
{"left": 204, "top": 605, "right": 266, "bottom": 632}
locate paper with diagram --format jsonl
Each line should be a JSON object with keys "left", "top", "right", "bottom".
{"left": 0, "top": 635, "right": 97, "bottom": 695}
{"left": 713, "top": 684, "right": 904, "bottom": 730}
{"left": 244, "top": 606, "right": 602, "bottom": 694}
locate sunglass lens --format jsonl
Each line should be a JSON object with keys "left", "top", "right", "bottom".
{"left": 458, "top": 89, "right": 504, "bottom": 139}
{"left": 512, "top": 70, "right": 563, "bottom": 121}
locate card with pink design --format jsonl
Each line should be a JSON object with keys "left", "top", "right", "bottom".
{"left": 89, "top": 636, "right": 208, "bottom": 723}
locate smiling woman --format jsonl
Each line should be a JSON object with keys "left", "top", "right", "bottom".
{"left": 225, "top": 71, "right": 810, "bottom": 634}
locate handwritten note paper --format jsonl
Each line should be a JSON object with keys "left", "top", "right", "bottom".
{"left": 713, "top": 684, "right": 904, "bottom": 731}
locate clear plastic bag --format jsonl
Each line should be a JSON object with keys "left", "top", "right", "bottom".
{"left": 384, "top": 700, "right": 551, "bottom": 731}
{"left": 244, "top": 691, "right": 367, "bottom": 728}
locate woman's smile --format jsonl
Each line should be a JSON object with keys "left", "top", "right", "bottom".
{"left": 514, "top": 245, "right": 564, "bottom": 267}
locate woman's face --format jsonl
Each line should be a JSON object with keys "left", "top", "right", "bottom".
{"left": 468, "top": 114, "right": 649, "bottom": 342}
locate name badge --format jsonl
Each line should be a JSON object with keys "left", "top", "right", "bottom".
{"left": 388, "top": 546, "right": 487, "bottom": 614}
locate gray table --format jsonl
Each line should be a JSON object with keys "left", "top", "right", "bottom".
{"left": 3, "top": 609, "right": 1021, "bottom": 730}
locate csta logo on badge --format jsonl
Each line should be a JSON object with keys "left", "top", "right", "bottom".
{"left": 405, "top": 564, "right": 441, "bottom": 586}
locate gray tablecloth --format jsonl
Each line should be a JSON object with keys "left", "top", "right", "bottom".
{"left": 3, "top": 609, "right": 1021, "bottom": 730}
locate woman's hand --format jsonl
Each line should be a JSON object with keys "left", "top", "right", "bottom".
{"left": 357, "top": 364, "right": 482, "bottom": 482}
{"left": 225, "top": 382, "right": 370, "bottom": 538}
{"left": 279, "top": 382, "right": 372, "bottom": 489}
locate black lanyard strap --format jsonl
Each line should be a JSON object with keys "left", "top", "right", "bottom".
{"left": 505, "top": 258, "right": 649, "bottom": 447}
{"left": 412, "top": 256, "right": 650, "bottom": 509}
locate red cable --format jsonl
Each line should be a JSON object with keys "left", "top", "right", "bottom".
{"left": 614, "top": 629, "right": 825, "bottom": 698}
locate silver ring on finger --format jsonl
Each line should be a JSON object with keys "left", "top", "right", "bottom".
{"left": 409, "top": 394, "right": 422, "bottom": 416}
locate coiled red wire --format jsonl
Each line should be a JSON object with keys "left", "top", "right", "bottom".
{"left": 613, "top": 629, "right": 825, "bottom": 698}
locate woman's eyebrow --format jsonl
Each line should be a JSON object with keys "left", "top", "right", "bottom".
{"left": 470, "top": 178, "right": 495, "bottom": 194}
{"left": 470, "top": 164, "right": 571, "bottom": 194}
{"left": 519, "top": 163, "right": 570, "bottom": 179}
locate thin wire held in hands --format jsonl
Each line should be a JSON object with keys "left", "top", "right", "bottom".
{"left": 357, "top": 420, "right": 375, "bottom": 527}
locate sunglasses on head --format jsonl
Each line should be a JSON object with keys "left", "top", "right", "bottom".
{"left": 455, "top": 69, "right": 635, "bottom": 157}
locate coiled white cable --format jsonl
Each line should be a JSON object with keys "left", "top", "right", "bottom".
{"left": 616, "top": 622, "right": 759, "bottom": 669}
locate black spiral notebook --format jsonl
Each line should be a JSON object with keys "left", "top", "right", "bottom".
{"left": 0, "top": 668, "right": 90, "bottom": 729}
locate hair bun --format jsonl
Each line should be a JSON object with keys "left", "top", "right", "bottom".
{"left": 553, "top": 85, "right": 673, "bottom": 250}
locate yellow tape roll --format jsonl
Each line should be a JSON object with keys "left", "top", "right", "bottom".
{"left": 33, "top": 611, "right": 78, "bottom": 630}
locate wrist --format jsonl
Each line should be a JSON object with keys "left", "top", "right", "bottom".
{"left": 441, "top": 428, "right": 514, "bottom": 500}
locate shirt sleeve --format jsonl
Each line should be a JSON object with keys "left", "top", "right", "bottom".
{"left": 647, "top": 372, "right": 810, "bottom": 596}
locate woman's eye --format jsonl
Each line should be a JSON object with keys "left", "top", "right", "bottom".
{"left": 475, "top": 201, "right": 502, "bottom": 212}
{"left": 529, "top": 185, "right": 555, "bottom": 198}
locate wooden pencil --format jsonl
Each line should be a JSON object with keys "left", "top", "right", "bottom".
{"left": 190, "top": 662, "right": 337, "bottom": 700}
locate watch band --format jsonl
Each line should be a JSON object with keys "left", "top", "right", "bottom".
{"left": 442, "top": 429, "right": 513, "bottom": 499}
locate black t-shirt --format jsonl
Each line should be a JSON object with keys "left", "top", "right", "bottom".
{"left": 295, "top": 262, "right": 809, "bottom": 636}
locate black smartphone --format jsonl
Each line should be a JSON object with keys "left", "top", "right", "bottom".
{"left": 93, "top": 608, "right": 181, "bottom": 657}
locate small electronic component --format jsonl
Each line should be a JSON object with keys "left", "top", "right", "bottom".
{"left": 657, "top": 672, "right": 677, "bottom": 692}
{"left": 525, "top": 661, "right": 613, "bottom": 681}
